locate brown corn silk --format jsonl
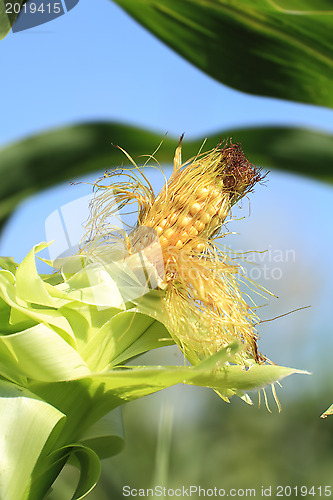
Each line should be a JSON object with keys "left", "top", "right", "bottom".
{"left": 83, "top": 139, "right": 266, "bottom": 367}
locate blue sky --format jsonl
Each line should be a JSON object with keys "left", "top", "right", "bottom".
{"left": 1, "top": 0, "right": 333, "bottom": 395}
{"left": 1, "top": 0, "right": 333, "bottom": 144}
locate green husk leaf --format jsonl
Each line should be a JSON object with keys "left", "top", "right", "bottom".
{"left": 28, "top": 444, "right": 101, "bottom": 500}
{"left": 57, "top": 263, "right": 125, "bottom": 309}
{"left": 0, "top": 379, "right": 66, "bottom": 500}
{"left": 0, "top": 268, "right": 75, "bottom": 346}
{"left": 78, "top": 409, "right": 124, "bottom": 460}
{"left": 81, "top": 310, "right": 172, "bottom": 372}
{"left": 0, "top": 256, "right": 18, "bottom": 274}
{"left": 108, "top": 313, "right": 173, "bottom": 367}
{"left": 0, "top": 322, "right": 91, "bottom": 382}
{"left": 28, "top": 349, "right": 305, "bottom": 445}
{"left": 15, "top": 242, "right": 57, "bottom": 308}
{"left": 0, "top": 240, "right": 308, "bottom": 499}
{"left": 190, "top": 362, "right": 309, "bottom": 397}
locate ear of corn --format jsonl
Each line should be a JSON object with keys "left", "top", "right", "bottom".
{"left": 82, "top": 139, "right": 267, "bottom": 367}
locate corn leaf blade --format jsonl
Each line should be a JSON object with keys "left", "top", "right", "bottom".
{"left": 0, "top": 1, "right": 25, "bottom": 40}
{"left": 113, "top": 0, "right": 333, "bottom": 107}
{"left": 1, "top": 123, "right": 333, "bottom": 233}
{"left": 0, "top": 380, "right": 66, "bottom": 500}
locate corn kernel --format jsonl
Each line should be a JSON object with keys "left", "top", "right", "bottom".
{"left": 210, "top": 186, "right": 220, "bottom": 198}
{"left": 194, "top": 220, "right": 205, "bottom": 232}
{"left": 187, "top": 227, "right": 198, "bottom": 237}
{"left": 178, "top": 214, "right": 191, "bottom": 227}
{"left": 196, "top": 186, "right": 209, "bottom": 198}
{"left": 218, "top": 205, "right": 227, "bottom": 218}
{"left": 200, "top": 212, "right": 210, "bottom": 224}
{"left": 164, "top": 228, "right": 174, "bottom": 239}
{"left": 206, "top": 205, "right": 216, "bottom": 216}
{"left": 155, "top": 226, "right": 163, "bottom": 236}
{"left": 190, "top": 202, "right": 201, "bottom": 216}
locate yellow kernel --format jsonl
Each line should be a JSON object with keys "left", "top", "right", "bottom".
{"left": 194, "top": 220, "right": 205, "bottom": 232}
{"left": 196, "top": 186, "right": 209, "bottom": 198}
{"left": 178, "top": 214, "right": 191, "bottom": 227}
{"left": 210, "top": 186, "right": 220, "bottom": 198}
{"left": 206, "top": 204, "right": 217, "bottom": 216}
{"left": 200, "top": 212, "right": 210, "bottom": 224}
{"left": 175, "top": 239, "right": 183, "bottom": 249}
{"left": 187, "top": 227, "right": 198, "bottom": 237}
{"left": 159, "top": 218, "right": 167, "bottom": 228}
{"left": 179, "top": 232, "right": 188, "bottom": 241}
{"left": 164, "top": 228, "right": 174, "bottom": 239}
{"left": 190, "top": 202, "right": 201, "bottom": 216}
{"left": 155, "top": 226, "right": 163, "bottom": 236}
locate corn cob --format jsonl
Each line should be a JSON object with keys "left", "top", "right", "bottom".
{"left": 84, "top": 139, "right": 266, "bottom": 367}
{"left": 140, "top": 139, "right": 261, "bottom": 251}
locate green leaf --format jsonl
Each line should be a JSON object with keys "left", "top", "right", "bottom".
{"left": 0, "top": 381, "right": 122, "bottom": 500}
{"left": 28, "top": 351, "right": 305, "bottom": 446}
{"left": 29, "top": 444, "right": 101, "bottom": 500}
{"left": 78, "top": 409, "right": 124, "bottom": 459}
{"left": 0, "top": 256, "right": 18, "bottom": 274}
{"left": 57, "top": 263, "right": 125, "bottom": 310}
{"left": 1, "top": 123, "right": 333, "bottom": 232}
{"left": 0, "top": 1, "right": 25, "bottom": 40}
{"left": 188, "top": 126, "right": 333, "bottom": 183}
{"left": 81, "top": 310, "right": 173, "bottom": 372}
{"left": 191, "top": 362, "right": 309, "bottom": 396}
{"left": 0, "top": 123, "right": 177, "bottom": 231}
{"left": 0, "top": 244, "right": 174, "bottom": 381}
{"left": 0, "top": 322, "right": 91, "bottom": 382}
{"left": 15, "top": 242, "right": 57, "bottom": 308}
{"left": 0, "top": 379, "right": 66, "bottom": 500}
{"left": 65, "top": 445, "right": 101, "bottom": 500}
{"left": 113, "top": 0, "right": 333, "bottom": 107}
{"left": 0, "top": 254, "right": 76, "bottom": 347}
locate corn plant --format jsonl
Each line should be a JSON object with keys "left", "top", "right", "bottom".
{"left": 0, "top": 141, "right": 307, "bottom": 499}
